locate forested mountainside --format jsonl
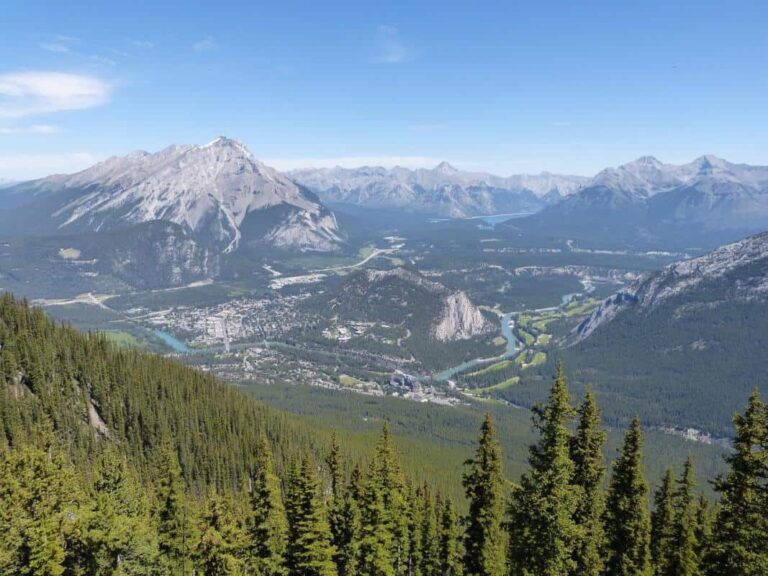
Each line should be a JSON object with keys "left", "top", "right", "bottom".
{"left": 1, "top": 294, "right": 768, "bottom": 575}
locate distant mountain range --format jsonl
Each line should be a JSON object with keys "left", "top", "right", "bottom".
{"left": 511, "top": 155, "right": 768, "bottom": 248}
{"left": 551, "top": 231, "right": 768, "bottom": 435}
{"left": 289, "top": 163, "right": 589, "bottom": 218}
{"left": 0, "top": 137, "right": 343, "bottom": 253}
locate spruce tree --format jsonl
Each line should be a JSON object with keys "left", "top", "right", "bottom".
{"left": 419, "top": 484, "right": 440, "bottom": 576}
{"left": 197, "top": 489, "right": 247, "bottom": 576}
{"left": 326, "top": 435, "right": 354, "bottom": 576}
{"left": 407, "top": 483, "right": 424, "bottom": 576}
{"left": 604, "top": 418, "right": 652, "bottom": 576}
{"left": 358, "top": 424, "right": 409, "bottom": 576}
{"left": 285, "top": 456, "right": 337, "bottom": 576}
{"left": 570, "top": 389, "right": 606, "bottom": 576}
{"left": 692, "top": 496, "right": 712, "bottom": 562}
{"left": 650, "top": 470, "right": 675, "bottom": 576}
{"left": 705, "top": 390, "right": 768, "bottom": 575}
{"left": 81, "top": 447, "right": 159, "bottom": 575}
{"left": 247, "top": 434, "right": 288, "bottom": 576}
{"left": 156, "top": 444, "right": 194, "bottom": 576}
{"left": 669, "top": 457, "right": 700, "bottom": 576}
{"left": 507, "top": 365, "right": 579, "bottom": 576}
{"left": 462, "top": 414, "right": 506, "bottom": 576}
{"left": 334, "top": 465, "right": 362, "bottom": 576}
{"left": 438, "top": 496, "right": 463, "bottom": 576}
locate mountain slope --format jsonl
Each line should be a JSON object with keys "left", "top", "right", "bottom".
{"left": 549, "top": 232, "right": 768, "bottom": 435}
{"left": 0, "top": 137, "right": 343, "bottom": 253}
{"left": 511, "top": 156, "right": 768, "bottom": 248}
{"left": 290, "top": 163, "right": 588, "bottom": 218}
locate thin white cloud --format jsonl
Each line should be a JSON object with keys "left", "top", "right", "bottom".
{"left": 0, "top": 124, "right": 59, "bottom": 135}
{"left": 88, "top": 54, "right": 116, "bottom": 66}
{"left": 193, "top": 37, "right": 216, "bottom": 52}
{"left": 0, "top": 152, "right": 98, "bottom": 180}
{"left": 373, "top": 25, "right": 408, "bottom": 64}
{"left": 40, "top": 42, "right": 71, "bottom": 54}
{"left": 132, "top": 40, "right": 155, "bottom": 49}
{"left": 0, "top": 72, "right": 112, "bottom": 118}
{"left": 265, "top": 156, "right": 442, "bottom": 171}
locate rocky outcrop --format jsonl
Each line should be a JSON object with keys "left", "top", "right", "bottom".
{"left": 432, "top": 291, "right": 494, "bottom": 341}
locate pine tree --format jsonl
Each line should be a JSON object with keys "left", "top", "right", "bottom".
{"left": 334, "top": 465, "right": 362, "bottom": 576}
{"left": 80, "top": 447, "right": 159, "bottom": 575}
{"left": 669, "top": 457, "right": 700, "bottom": 576}
{"left": 247, "top": 434, "right": 288, "bottom": 576}
{"left": 285, "top": 455, "right": 337, "bottom": 576}
{"left": 407, "top": 483, "right": 424, "bottom": 576}
{"left": 197, "top": 489, "right": 247, "bottom": 576}
{"left": 326, "top": 434, "right": 354, "bottom": 576}
{"left": 570, "top": 389, "right": 606, "bottom": 576}
{"left": 604, "top": 418, "right": 652, "bottom": 576}
{"left": 155, "top": 444, "right": 194, "bottom": 576}
{"left": 0, "top": 445, "right": 82, "bottom": 576}
{"left": 437, "top": 496, "right": 463, "bottom": 576}
{"left": 419, "top": 484, "right": 440, "bottom": 576}
{"left": 650, "top": 470, "right": 675, "bottom": 576}
{"left": 358, "top": 425, "right": 410, "bottom": 576}
{"left": 692, "top": 496, "right": 712, "bottom": 562}
{"left": 462, "top": 414, "right": 506, "bottom": 576}
{"left": 507, "top": 365, "right": 579, "bottom": 576}
{"left": 705, "top": 390, "right": 768, "bottom": 575}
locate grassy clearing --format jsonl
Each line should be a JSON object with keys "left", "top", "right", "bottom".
{"left": 104, "top": 331, "right": 145, "bottom": 349}
{"left": 339, "top": 374, "right": 364, "bottom": 387}
{"left": 535, "top": 333, "right": 552, "bottom": 346}
{"left": 466, "top": 360, "right": 514, "bottom": 378}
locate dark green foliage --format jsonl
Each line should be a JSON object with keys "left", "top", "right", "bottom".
{"left": 437, "top": 496, "right": 463, "bottom": 576}
{"left": 668, "top": 457, "right": 701, "bottom": 576}
{"left": 462, "top": 414, "right": 506, "bottom": 576}
{"left": 197, "top": 490, "right": 247, "bottom": 576}
{"left": 507, "top": 365, "right": 580, "bottom": 576}
{"left": 650, "top": 470, "right": 675, "bottom": 576}
{"left": 705, "top": 390, "right": 768, "bottom": 575}
{"left": 247, "top": 434, "right": 288, "bottom": 576}
{"left": 358, "top": 425, "right": 410, "bottom": 576}
{"left": 604, "top": 418, "right": 652, "bottom": 576}
{"left": 285, "top": 456, "right": 337, "bottom": 576}
{"left": 570, "top": 389, "right": 607, "bottom": 576}
{"left": 156, "top": 444, "right": 194, "bottom": 575}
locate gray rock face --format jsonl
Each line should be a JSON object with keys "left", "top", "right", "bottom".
{"left": 432, "top": 291, "right": 494, "bottom": 341}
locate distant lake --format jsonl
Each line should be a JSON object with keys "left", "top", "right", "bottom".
{"left": 476, "top": 213, "right": 533, "bottom": 226}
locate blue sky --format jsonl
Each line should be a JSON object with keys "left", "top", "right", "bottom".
{"left": 1, "top": 0, "right": 766, "bottom": 180}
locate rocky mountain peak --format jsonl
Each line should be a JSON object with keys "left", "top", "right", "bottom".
{"left": 434, "top": 161, "right": 459, "bottom": 174}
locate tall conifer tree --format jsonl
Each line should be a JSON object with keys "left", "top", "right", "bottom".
{"left": 604, "top": 418, "right": 652, "bottom": 576}
{"left": 507, "top": 365, "right": 579, "bottom": 576}
{"left": 463, "top": 414, "right": 506, "bottom": 576}
{"left": 570, "top": 389, "right": 606, "bottom": 576}
{"left": 247, "top": 434, "right": 288, "bottom": 576}
{"left": 650, "top": 470, "right": 675, "bottom": 576}
{"left": 705, "top": 390, "right": 768, "bottom": 575}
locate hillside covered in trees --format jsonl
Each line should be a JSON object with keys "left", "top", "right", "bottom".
{"left": 1, "top": 294, "right": 767, "bottom": 575}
